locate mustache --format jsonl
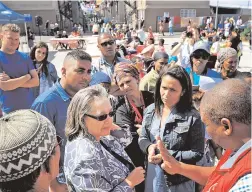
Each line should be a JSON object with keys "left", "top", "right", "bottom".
{"left": 82, "top": 79, "right": 90, "bottom": 88}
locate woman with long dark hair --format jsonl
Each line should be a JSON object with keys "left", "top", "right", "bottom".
{"left": 139, "top": 65, "right": 205, "bottom": 192}
{"left": 30, "top": 42, "right": 58, "bottom": 98}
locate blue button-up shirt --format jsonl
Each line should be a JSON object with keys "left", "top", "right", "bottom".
{"left": 31, "top": 79, "right": 71, "bottom": 166}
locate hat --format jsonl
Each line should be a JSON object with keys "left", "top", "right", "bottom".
{"left": 114, "top": 62, "right": 139, "bottom": 84}
{"left": 90, "top": 72, "right": 111, "bottom": 86}
{"left": 0, "top": 110, "right": 57, "bottom": 182}
{"left": 192, "top": 41, "right": 210, "bottom": 54}
{"left": 217, "top": 47, "right": 237, "bottom": 65}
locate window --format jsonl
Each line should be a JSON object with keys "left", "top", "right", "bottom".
{"left": 180, "top": 9, "right": 196, "bottom": 17}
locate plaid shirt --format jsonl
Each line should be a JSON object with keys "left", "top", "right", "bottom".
{"left": 91, "top": 56, "right": 131, "bottom": 80}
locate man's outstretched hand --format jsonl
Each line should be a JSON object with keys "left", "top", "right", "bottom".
{"left": 156, "top": 136, "right": 182, "bottom": 175}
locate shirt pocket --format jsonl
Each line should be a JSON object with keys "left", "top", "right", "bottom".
{"left": 170, "top": 122, "right": 190, "bottom": 149}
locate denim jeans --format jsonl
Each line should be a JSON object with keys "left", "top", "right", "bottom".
{"left": 169, "top": 27, "right": 173, "bottom": 34}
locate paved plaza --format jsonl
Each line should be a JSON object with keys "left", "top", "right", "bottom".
{"left": 19, "top": 33, "right": 252, "bottom": 78}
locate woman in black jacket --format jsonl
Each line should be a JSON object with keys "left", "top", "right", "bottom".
{"left": 114, "top": 62, "right": 154, "bottom": 192}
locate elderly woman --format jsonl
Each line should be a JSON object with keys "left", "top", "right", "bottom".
{"left": 30, "top": 41, "right": 58, "bottom": 98}
{"left": 114, "top": 63, "right": 154, "bottom": 192}
{"left": 217, "top": 47, "right": 241, "bottom": 80}
{"left": 139, "top": 65, "right": 205, "bottom": 192}
{"left": 64, "top": 85, "right": 145, "bottom": 191}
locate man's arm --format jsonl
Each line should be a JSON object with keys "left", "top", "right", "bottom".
{"left": 0, "top": 73, "right": 31, "bottom": 91}
{"left": 157, "top": 136, "right": 215, "bottom": 186}
{"left": 21, "top": 69, "right": 39, "bottom": 88}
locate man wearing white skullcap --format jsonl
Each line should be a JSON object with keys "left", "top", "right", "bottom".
{"left": 0, "top": 110, "right": 60, "bottom": 192}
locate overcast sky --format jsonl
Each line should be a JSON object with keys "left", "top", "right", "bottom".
{"left": 209, "top": 0, "right": 251, "bottom": 9}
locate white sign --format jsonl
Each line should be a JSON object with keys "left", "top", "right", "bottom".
{"left": 164, "top": 12, "right": 169, "bottom": 18}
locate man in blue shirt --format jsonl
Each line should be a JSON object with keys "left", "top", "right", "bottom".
{"left": 0, "top": 24, "right": 39, "bottom": 114}
{"left": 31, "top": 49, "right": 92, "bottom": 192}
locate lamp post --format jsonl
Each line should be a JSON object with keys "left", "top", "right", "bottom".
{"left": 215, "top": 0, "right": 219, "bottom": 29}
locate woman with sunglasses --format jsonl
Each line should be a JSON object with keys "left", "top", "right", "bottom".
{"left": 114, "top": 63, "right": 154, "bottom": 192}
{"left": 139, "top": 65, "right": 205, "bottom": 192}
{"left": 186, "top": 41, "right": 222, "bottom": 90}
{"left": 64, "top": 85, "right": 145, "bottom": 192}
{"left": 30, "top": 42, "right": 58, "bottom": 98}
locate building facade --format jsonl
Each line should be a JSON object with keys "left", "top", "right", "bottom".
{"left": 138, "top": 0, "right": 211, "bottom": 32}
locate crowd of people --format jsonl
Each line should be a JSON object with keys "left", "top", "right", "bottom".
{"left": 0, "top": 20, "right": 251, "bottom": 192}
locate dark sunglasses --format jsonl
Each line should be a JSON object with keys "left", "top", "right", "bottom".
{"left": 192, "top": 51, "right": 209, "bottom": 60}
{"left": 55, "top": 135, "right": 64, "bottom": 148}
{"left": 85, "top": 111, "right": 115, "bottom": 121}
{"left": 100, "top": 40, "right": 115, "bottom": 47}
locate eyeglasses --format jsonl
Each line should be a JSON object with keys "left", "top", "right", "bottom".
{"left": 85, "top": 111, "right": 115, "bottom": 121}
{"left": 55, "top": 135, "right": 64, "bottom": 148}
{"left": 100, "top": 40, "right": 115, "bottom": 47}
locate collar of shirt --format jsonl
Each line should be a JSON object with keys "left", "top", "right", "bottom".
{"left": 220, "top": 139, "right": 251, "bottom": 170}
{"left": 150, "top": 68, "right": 159, "bottom": 79}
{"left": 156, "top": 106, "right": 188, "bottom": 124}
{"left": 100, "top": 56, "right": 117, "bottom": 67}
{"left": 55, "top": 79, "right": 71, "bottom": 102}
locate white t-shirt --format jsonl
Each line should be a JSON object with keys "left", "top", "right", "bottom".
{"left": 236, "top": 19, "right": 242, "bottom": 27}
{"left": 137, "top": 30, "right": 146, "bottom": 43}
{"left": 210, "top": 42, "right": 220, "bottom": 55}
{"left": 169, "top": 20, "right": 173, "bottom": 28}
{"left": 179, "top": 42, "right": 194, "bottom": 68}
{"left": 207, "top": 18, "right": 211, "bottom": 25}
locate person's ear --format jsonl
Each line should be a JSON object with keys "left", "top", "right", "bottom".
{"left": 97, "top": 44, "right": 101, "bottom": 50}
{"left": 220, "top": 118, "right": 233, "bottom": 136}
{"left": 61, "top": 67, "right": 66, "bottom": 77}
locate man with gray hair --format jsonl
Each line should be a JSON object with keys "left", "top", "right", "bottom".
{"left": 0, "top": 109, "right": 60, "bottom": 192}
{"left": 31, "top": 49, "right": 92, "bottom": 191}
{"left": 0, "top": 24, "right": 39, "bottom": 114}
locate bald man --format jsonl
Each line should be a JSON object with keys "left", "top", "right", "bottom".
{"left": 92, "top": 33, "right": 131, "bottom": 96}
{"left": 156, "top": 79, "right": 251, "bottom": 192}
{"left": 31, "top": 50, "right": 92, "bottom": 192}
{"left": 92, "top": 33, "right": 130, "bottom": 80}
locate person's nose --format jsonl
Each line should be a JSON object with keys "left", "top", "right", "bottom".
{"left": 83, "top": 73, "right": 91, "bottom": 81}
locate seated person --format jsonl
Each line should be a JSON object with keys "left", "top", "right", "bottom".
{"left": 141, "top": 38, "right": 155, "bottom": 58}
{"left": 127, "top": 36, "right": 140, "bottom": 53}
{"left": 0, "top": 109, "right": 60, "bottom": 192}
{"left": 156, "top": 38, "right": 166, "bottom": 53}
{"left": 61, "top": 31, "right": 68, "bottom": 49}
{"left": 55, "top": 31, "right": 63, "bottom": 49}
{"left": 70, "top": 29, "right": 80, "bottom": 37}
